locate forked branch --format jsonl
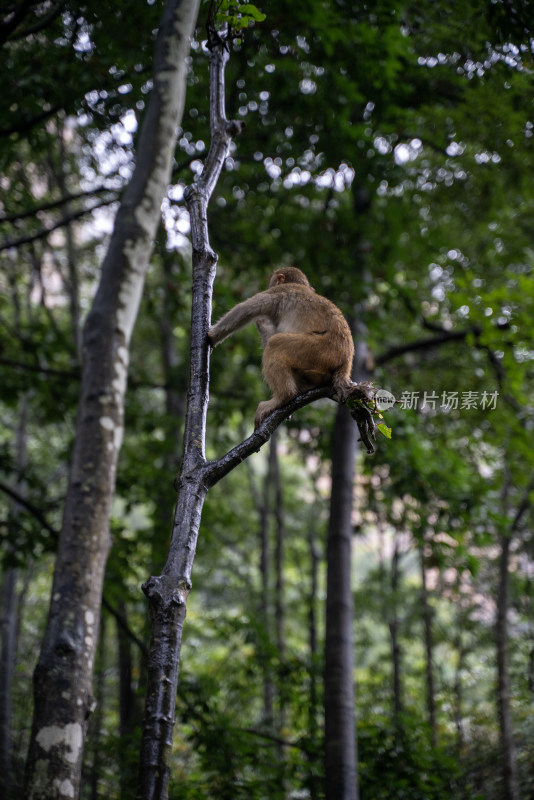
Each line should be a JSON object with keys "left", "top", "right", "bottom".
{"left": 201, "top": 381, "right": 377, "bottom": 488}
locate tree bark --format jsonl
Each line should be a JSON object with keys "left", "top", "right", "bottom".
{"left": 55, "top": 122, "right": 82, "bottom": 361}
{"left": 117, "top": 600, "right": 141, "bottom": 798}
{"left": 118, "top": 606, "right": 135, "bottom": 739}
{"left": 420, "top": 541, "right": 437, "bottom": 748}
{"left": 495, "top": 476, "right": 533, "bottom": 800}
{"left": 324, "top": 403, "right": 359, "bottom": 800}
{"left": 0, "top": 393, "right": 29, "bottom": 800}
{"left": 23, "top": 3, "right": 200, "bottom": 798}
{"left": 272, "top": 432, "right": 285, "bottom": 667}
{"left": 271, "top": 433, "right": 287, "bottom": 765}
{"left": 0, "top": 567, "right": 17, "bottom": 800}
{"left": 307, "top": 508, "right": 320, "bottom": 800}
{"left": 452, "top": 634, "right": 465, "bottom": 752}
{"left": 496, "top": 530, "right": 520, "bottom": 800}
{"left": 259, "top": 440, "right": 274, "bottom": 723}
{"left": 324, "top": 324, "right": 371, "bottom": 800}
{"left": 388, "top": 537, "right": 402, "bottom": 735}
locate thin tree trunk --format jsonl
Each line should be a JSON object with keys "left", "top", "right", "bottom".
{"left": 24, "top": 3, "right": 199, "bottom": 797}
{"left": 56, "top": 123, "right": 82, "bottom": 360}
{"left": 324, "top": 403, "right": 358, "bottom": 800}
{"left": 452, "top": 629, "right": 465, "bottom": 753}
{"left": 308, "top": 521, "right": 319, "bottom": 721}
{"left": 496, "top": 530, "right": 520, "bottom": 800}
{"left": 160, "top": 251, "right": 187, "bottom": 425}
{"left": 118, "top": 600, "right": 138, "bottom": 798}
{"left": 271, "top": 433, "right": 287, "bottom": 768}
{"left": 0, "top": 393, "right": 29, "bottom": 800}
{"left": 420, "top": 541, "right": 437, "bottom": 748}
{"left": 495, "top": 475, "right": 533, "bottom": 800}
{"left": 272, "top": 432, "right": 284, "bottom": 665}
{"left": 307, "top": 514, "right": 320, "bottom": 800}
{"left": 117, "top": 601, "right": 134, "bottom": 739}
{"left": 323, "top": 322, "right": 373, "bottom": 800}
{"left": 388, "top": 537, "right": 402, "bottom": 734}
{"left": 259, "top": 441, "right": 274, "bottom": 723}
{"left": 0, "top": 568, "right": 18, "bottom": 800}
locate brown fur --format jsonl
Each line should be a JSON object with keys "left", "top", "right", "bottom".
{"left": 209, "top": 267, "right": 354, "bottom": 428}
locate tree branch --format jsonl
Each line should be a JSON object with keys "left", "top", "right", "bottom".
{"left": 0, "top": 358, "right": 80, "bottom": 380}
{"left": 0, "top": 479, "right": 58, "bottom": 539}
{"left": 0, "top": 103, "right": 64, "bottom": 137}
{"left": 376, "top": 327, "right": 476, "bottom": 366}
{"left": 0, "top": 0, "right": 35, "bottom": 44}
{"left": 510, "top": 476, "right": 534, "bottom": 534}
{"left": 101, "top": 596, "right": 149, "bottom": 659}
{"left": 5, "top": 1, "right": 66, "bottom": 42}
{"left": 0, "top": 185, "right": 119, "bottom": 224}
{"left": 202, "top": 380, "right": 378, "bottom": 487}
{"left": 0, "top": 198, "right": 117, "bottom": 251}
{"left": 202, "top": 386, "right": 334, "bottom": 487}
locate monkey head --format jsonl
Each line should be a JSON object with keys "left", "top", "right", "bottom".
{"left": 268, "top": 267, "right": 311, "bottom": 288}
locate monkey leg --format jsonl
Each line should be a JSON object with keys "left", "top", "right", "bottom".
{"left": 253, "top": 336, "right": 299, "bottom": 428}
{"left": 255, "top": 361, "right": 299, "bottom": 428}
{"left": 255, "top": 334, "right": 331, "bottom": 428}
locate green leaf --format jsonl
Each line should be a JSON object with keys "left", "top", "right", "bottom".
{"left": 239, "top": 4, "right": 266, "bottom": 22}
{"left": 377, "top": 423, "right": 392, "bottom": 439}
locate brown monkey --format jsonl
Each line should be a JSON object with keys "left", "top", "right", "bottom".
{"left": 209, "top": 267, "right": 355, "bottom": 428}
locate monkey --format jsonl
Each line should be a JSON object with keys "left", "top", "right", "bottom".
{"left": 208, "top": 267, "right": 355, "bottom": 429}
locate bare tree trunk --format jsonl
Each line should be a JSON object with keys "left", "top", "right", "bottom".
{"left": 117, "top": 601, "right": 139, "bottom": 798}
{"left": 388, "top": 537, "right": 402, "bottom": 734}
{"left": 0, "top": 568, "right": 18, "bottom": 800}
{"left": 495, "top": 476, "right": 533, "bottom": 800}
{"left": 24, "top": 3, "right": 199, "bottom": 797}
{"left": 307, "top": 513, "right": 320, "bottom": 800}
{"left": 452, "top": 630, "right": 465, "bottom": 753}
{"left": 324, "top": 403, "right": 358, "bottom": 800}
{"left": 0, "top": 394, "right": 29, "bottom": 800}
{"left": 323, "top": 323, "right": 372, "bottom": 800}
{"left": 272, "top": 433, "right": 284, "bottom": 667}
{"left": 160, "top": 249, "right": 187, "bottom": 426}
{"left": 117, "top": 611, "right": 134, "bottom": 728}
{"left": 496, "top": 530, "right": 520, "bottom": 800}
{"left": 271, "top": 433, "right": 287, "bottom": 769}
{"left": 259, "top": 442, "right": 274, "bottom": 723}
{"left": 308, "top": 521, "right": 319, "bottom": 722}
{"left": 56, "top": 123, "right": 82, "bottom": 361}
{"left": 420, "top": 541, "right": 437, "bottom": 748}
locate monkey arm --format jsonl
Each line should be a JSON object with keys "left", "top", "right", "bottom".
{"left": 209, "top": 292, "right": 277, "bottom": 346}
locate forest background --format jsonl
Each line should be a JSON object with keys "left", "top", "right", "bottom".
{"left": 1, "top": 1, "right": 534, "bottom": 799}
